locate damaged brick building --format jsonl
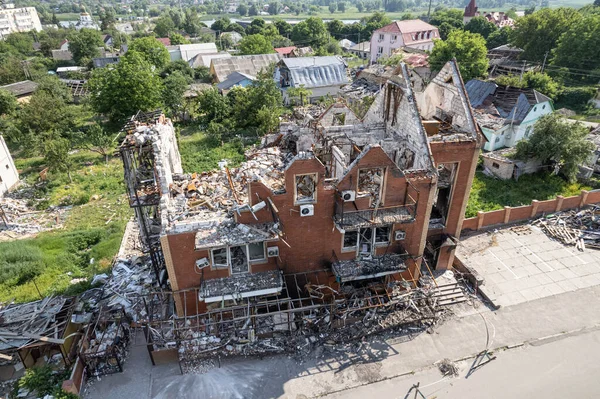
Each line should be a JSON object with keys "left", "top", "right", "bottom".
{"left": 120, "top": 60, "right": 482, "bottom": 318}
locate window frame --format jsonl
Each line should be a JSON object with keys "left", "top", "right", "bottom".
{"left": 211, "top": 247, "right": 229, "bottom": 270}
{"left": 294, "top": 173, "right": 318, "bottom": 205}
{"left": 342, "top": 225, "right": 392, "bottom": 256}
{"left": 210, "top": 241, "right": 268, "bottom": 272}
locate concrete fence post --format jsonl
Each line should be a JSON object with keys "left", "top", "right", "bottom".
{"left": 477, "top": 211, "right": 485, "bottom": 230}
{"left": 531, "top": 200, "right": 539, "bottom": 218}
{"left": 555, "top": 195, "right": 564, "bottom": 212}
{"left": 580, "top": 190, "right": 589, "bottom": 208}
{"left": 503, "top": 206, "right": 511, "bottom": 224}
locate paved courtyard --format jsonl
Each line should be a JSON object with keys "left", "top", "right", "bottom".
{"left": 456, "top": 224, "right": 600, "bottom": 307}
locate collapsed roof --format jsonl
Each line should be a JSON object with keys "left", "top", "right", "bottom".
{"left": 278, "top": 56, "right": 350, "bottom": 89}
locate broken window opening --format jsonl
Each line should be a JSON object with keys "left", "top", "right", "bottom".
{"left": 211, "top": 248, "right": 228, "bottom": 269}
{"left": 430, "top": 163, "right": 456, "bottom": 227}
{"left": 359, "top": 227, "right": 373, "bottom": 257}
{"left": 295, "top": 174, "right": 317, "bottom": 204}
{"left": 248, "top": 242, "right": 266, "bottom": 262}
{"left": 375, "top": 226, "right": 391, "bottom": 244}
{"left": 358, "top": 168, "right": 384, "bottom": 207}
{"left": 492, "top": 162, "right": 500, "bottom": 169}
{"left": 333, "top": 112, "right": 346, "bottom": 126}
{"left": 342, "top": 230, "right": 358, "bottom": 250}
{"left": 230, "top": 245, "right": 249, "bottom": 274}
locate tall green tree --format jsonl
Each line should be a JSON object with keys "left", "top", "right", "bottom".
{"left": 237, "top": 4, "right": 248, "bottom": 16}
{"left": 128, "top": 37, "right": 171, "bottom": 69}
{"left": 43, "top": 135, "right": 74, "bottom": 182}
{"left": 76, "top": 123, "right": 114, "bottom": 164}
{"left": 515, "top": 114, "right": 594, "bottom": 182}
{"left": 239, "top": 34, "right": 274, "bottom": 55}
{"left": 429, "top": 30, "right": 489, "bottom": 81}
{"left": 551, "top": 14, "right": 600, "bottom": 83}
{"left": 153, "top": 14, "right": 176, "bottom": 37}
{"left": 510, "top": 7, "right": 582, "bottom": 62}
{"left": 87, "top": 51, "right": 164, "bottom": 122}
{"left": 464, "top": 16, "right": 497, "bottom": 39}
{"left": 100, "top": 8, "right": 116, "bottom": 31}
{"left": 0, "top": 89, "right": 17, "bottom": 116}
{"left": 486, "top": 27, "right": 510, "bottom": 49}
{"left": 67, "top": 29, "right": 103, "bottom": 65}
{"left": 162, "top": 71, "right": 190, "bottom": 119}
{"left": 291, "top": 17, "right": 328, "bottom": 48}
{"left": 268, "top": 1, "right": 280, "bottom": 15}
{"left": 196, "top": 87, "right": 231, "bottom": 126}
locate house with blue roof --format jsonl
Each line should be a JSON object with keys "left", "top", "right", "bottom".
{"left": 465, "top": 79, "right": 554, "bottom": 152}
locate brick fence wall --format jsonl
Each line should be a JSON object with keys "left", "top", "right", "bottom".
{"left": 462, "top": 189, "right": 600, "bottom": 233}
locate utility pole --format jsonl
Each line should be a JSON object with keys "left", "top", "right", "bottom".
{"left": 541, "top": 51, "right": 549, "bottom": 73}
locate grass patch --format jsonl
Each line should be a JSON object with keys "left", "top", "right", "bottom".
{"left": 178, "top": 125, "right": 246, "bottom": 173}
{"left": 4, "top": 151, "right": 131, "bottom": 302}
{"left": 465, "top": 171, "right": 591, "bottom": 218}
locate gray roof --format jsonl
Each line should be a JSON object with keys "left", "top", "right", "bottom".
{"left": 350, "top": 41, "right": 370, "bottom": 52}
{"left": 280, "top": 56, "right": 349, "bottom": 89}
{"left": 0, "top": 80, "right": 38, "bottom": 97}
{"left": 465, "top": 79, "right": 497, "bottom": 108}
{"left": 217, "top": 72, "right": 255, "bottom": 90}
{"left": 211, "top": 54, "right": 282, "bottom": 83}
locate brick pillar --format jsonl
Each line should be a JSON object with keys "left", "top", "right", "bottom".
{"left": 580, "top": 190, "right": 589, "bottom": 208}
{"left": 477, "top": 211, "right": 485, "bottom": 230}
{"left": 556, "top": 195, "right": 564, "bottom": 212}
{"left": 531, "top": 200, "right": 539, "bottom": 217}
{"left": 503, "top": 206, "right": 511, "bottom": 224}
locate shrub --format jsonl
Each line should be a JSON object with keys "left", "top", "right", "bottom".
{"left": 556, "top": 86, "right": 596, "bottom": 112}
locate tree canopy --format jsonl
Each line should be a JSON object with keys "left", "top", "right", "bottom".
{"left": 239, "top": 34, "right": 274, "bottom": 55}
{"left": 291, "top": 17, "right": 328, "bottom": 49}
{"left": 87, "top": 51, "right": 164, "bottom": 123}
{"left": 128, "top": 37, "right": 171, "bottom": 69}
{"left": 429, "top": 30, "right": 489, "bottom": 81}
{"left": 464, "top": 16, "right": 497, "bottom": 39}
{"left": 510, "top": 7, "right": 582, "bottom": 62}
{"left": 67, "top": 29, "right": 102, "bottom": 65}
{"left": 515, "top": 114, "right": 594, "bottom": 182}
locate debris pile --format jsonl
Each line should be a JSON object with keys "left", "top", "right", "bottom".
{"left": 153, "top": 284, "right": 449, "bottom": 368}
{"left": 0, "top": 196, "right": 68, "bottom": 240}
{"left": 82, "top": 308, "right": 130, "bottom": 377}
{"left": 534, "top": 206, "right": 600, "bottom": 251}
{"left": 437, "top": 358, "right": 460, "bottom": 377}
{"left": 166, "top": 147, "right": 290, "bottom": 225}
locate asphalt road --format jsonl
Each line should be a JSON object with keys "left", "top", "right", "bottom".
{"left": 325, "top": 327, "right": 600, "bottom": 399}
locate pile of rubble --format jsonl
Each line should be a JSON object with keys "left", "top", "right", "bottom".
{"left": 170, "top": 284, "right": 449, "bottom": 368}
{"left": 0, "top": 196, "right": 68, "bottom": 240}
{"left": 166, "top": 147, "right": 291, "bottom": 223}
{"left": 533, "top": 206, "right": 600, "bottom": 251}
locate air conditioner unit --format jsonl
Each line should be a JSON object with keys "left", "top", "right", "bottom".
{"left": 300, "top": 204, "right": 314, "bottom": 217}
{"left": 394, "top": 230, "right": 406, "bottom": 241}
{"left": 195, "top": 257, "right": 210, "bottom": 270}
{"left": 341, "top": 190, "right": 356, "bottom": 202}
{"left": 267, "top": 246, "right": 280, "bottom": 257}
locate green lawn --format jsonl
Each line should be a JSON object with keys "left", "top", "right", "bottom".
{"left": 178, "top": 125, "right": 247, "bottom": 173}
{"left": 465, "top": 171, "right": 591, "bottom": 218}
{"left": 0, "top": 151, "right": 131, "bottom": 302}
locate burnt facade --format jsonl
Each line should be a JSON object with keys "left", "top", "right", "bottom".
{"left": 121, "top": 61, "right": 481, "bottom": 317}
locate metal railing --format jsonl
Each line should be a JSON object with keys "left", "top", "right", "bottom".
{"left": 334, "top": 193, "right": 417, "bottom": 228}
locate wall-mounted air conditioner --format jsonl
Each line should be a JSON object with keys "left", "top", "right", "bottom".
{"left": 341, "top": 190, "right": 356, "bottom": 202}
{"left": 195, "top": 257, "right": 210, "bottom": 270}
{"left": 300, "top": 204, "right": 314, "bottom": 217}
{"left": 394, "top": 230, "right": 406, "bottom": 241}
{"left": 267, "top": 246, "right": 280, "bottom": 257}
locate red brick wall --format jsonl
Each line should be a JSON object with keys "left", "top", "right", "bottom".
{"left": 163, "top": 148, "right": 435, "bottom": 315}
{"left": 461, "top": 189, "right": 600, "bottom": 233}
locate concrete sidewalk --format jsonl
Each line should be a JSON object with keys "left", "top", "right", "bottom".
{"left": 84, "top": 284, "right": 600, "bottom": 398}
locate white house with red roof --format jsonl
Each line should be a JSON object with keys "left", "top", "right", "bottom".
{"left": 369, "top": 20, "right": 439, "bottom": 64}
{"left": 463, "top": 0, "right": 515, "bottom": 27}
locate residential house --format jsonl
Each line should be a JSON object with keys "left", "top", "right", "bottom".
{"left": 119, "top": 59, "right": 482, "bottom": 317}
{"left": 0, "top": 135, "right": 18, "bottom": 197}
{"left": 274, "top": 46, "right": 297, "bottom": 58}
{"left": 102, "top": 34, "right": 113, "bottom": 47}
{"left": 115, "top": 22, "right": 134, "bottom": 34}
{"left": 276, "top": 56, "right": 350, "bottom": 104}
{"left": 210, "top": 53, "right": 282, "bottom": 83}
{"left": 56, "top": 66, "right": 86, "bottom": 78}
{"left": 168, "top": 43, "right": 219, "bottom": 62}
{"left": 481, "top": 149, "right": 542, "bottom": 180}
{"left": 465, "top": 79, "right": 553, "bottom": 152}
{"left": 188, "top": 52, "right": 231, "bottom": 69}
{"left": 0, "top": 3, "right": 42, "bottom": 36}
{"left": 92, "top": 56, "right": 120, "bottom": 68}
{"left": 488, "top": 44, "right": 538, "bottom": 77}
{"left": 0, "top": 80, "right": 38, "bottom": 102}
{"left": 339, "top": 39, "right": 355, "bottom": 51}
{"left": 217, "top": 72, "right": 255, "bottom": 94}
{"left": 463, "top": 0, "right": 514, "bottom": 27}
{"left": 348, "top": 42, "right": 370, "bottom": 60}
{"left": 370, "top": 20, "right": 439, "bottom": 64}
{"left": 291, "top": 47, "right": 314, "bottom": 57}
{"left": 156, "top": 37, "right": 171, "bottom": 46}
